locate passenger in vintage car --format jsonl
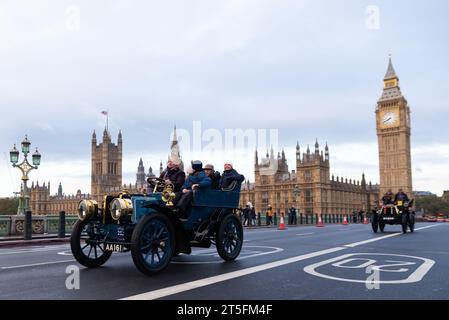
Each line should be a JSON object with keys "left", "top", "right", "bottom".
{"left": 176, "top": 160, "right": 212, "bottom": 218}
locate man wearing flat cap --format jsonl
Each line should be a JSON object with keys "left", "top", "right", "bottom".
{"left": 204, "top": 164, "right": 221, "bottom": 190}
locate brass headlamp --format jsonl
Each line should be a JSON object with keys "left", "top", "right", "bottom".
{"left": 78, "top": 200, "right": 98, "bottom": 221}
{"left": 110, "top": 198, "right": 133, "bottom": 221}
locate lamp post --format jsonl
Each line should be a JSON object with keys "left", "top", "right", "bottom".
{"left": 293, "top": 184, "right": 301, "bottom": 214}
{"left": 9, "top": 135, "right": 41, "bottom": 215}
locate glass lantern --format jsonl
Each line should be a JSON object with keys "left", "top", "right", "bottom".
{"left": 32, "top": 148, "right": 41, "bottom": 166}
{"left": 21, "top": 135, "right": 31, "bottom": 154}
{"left": 10, "top": 145, "right": 19, "bottom": 164}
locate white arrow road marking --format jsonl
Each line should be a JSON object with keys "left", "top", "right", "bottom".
{"left": 121, "top": 224, "right": 443, "bottom": 300}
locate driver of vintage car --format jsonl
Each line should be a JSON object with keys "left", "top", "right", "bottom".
{"left": 394, "top": 189, "right": 410, "bottom": 207}
{"left": 159, "top": 156, "right": 186, "bottom": 192}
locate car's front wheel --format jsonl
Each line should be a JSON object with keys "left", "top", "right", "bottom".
{"left": 131, "top": 213, "right": 175, "bottom": 275}
{"left": 70, "top": 220, "right": 112, "bottom": 268}
{"left": 401, "top": 214, "right": 408, "bottom": 234}
{"left": 379, "top": 220, "right": 386, "bottom": 233}
{"left": 372, "top": 214, "right": 379, "bottom": 233}
{"left": 409, "top": 214, "right": 415, "bottom": 233}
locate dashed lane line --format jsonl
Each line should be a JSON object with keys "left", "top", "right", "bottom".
{"left": 1, "top": 260, "right": 76, "bottom": 270}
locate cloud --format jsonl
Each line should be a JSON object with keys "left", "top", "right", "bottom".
{"left": 1, "top": 0, "right": 449, "bottom": 196}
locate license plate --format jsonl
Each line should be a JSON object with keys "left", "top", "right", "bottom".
{"left": 105, "top": 243, "right": 124, "bottom": 252}
{"left": 382, "top": 217, "right": 395, "bottom": 221}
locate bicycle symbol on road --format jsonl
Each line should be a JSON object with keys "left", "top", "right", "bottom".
{"left": 304, "top": 253, "right": 435, "bottom": 286}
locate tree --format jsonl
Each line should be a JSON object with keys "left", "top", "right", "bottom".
{"left": 415, "top": 196, "right": 449, "bottom": 217}
{"left": 0, "top": 198, "right": 19, "bottom": 215}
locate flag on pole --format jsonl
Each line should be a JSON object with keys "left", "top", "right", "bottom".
{"left": 101, "top": 110, "right": 109, "bottom": 131}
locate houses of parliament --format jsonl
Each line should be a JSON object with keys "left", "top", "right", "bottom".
{"left": 30, "top": 58, "right": 413, "bottom": 216}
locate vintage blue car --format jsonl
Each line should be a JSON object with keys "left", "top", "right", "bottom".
{"left": 70, "top": 178, "right": 243, "bottom": 275}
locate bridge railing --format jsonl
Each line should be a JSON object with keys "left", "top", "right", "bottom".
{"left": 0, "top": 213, "right": 78, "bottom": 238}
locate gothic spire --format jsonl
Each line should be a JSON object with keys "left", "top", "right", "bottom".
{"left": 384, "top": 56, "right": 398, "bottom": 81}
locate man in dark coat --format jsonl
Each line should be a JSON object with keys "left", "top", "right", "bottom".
{"left": 394, "top": 189, "right": 410, "bottom": 204}
{"left": 159, "top": 157, "right": 186, "bottom": 192}
{"left": 204, "top": 164, "right": 221, "bottom": 190}
{"left": 242, "top": 204, "right": 251, "bottom": 227}
{"left": 219, "top": 162, "right": 245, "bottom": 189}
{"left": 289, "top": 206, "right": 297, "bottom": 225}
{"left": 382, "top": 189, "right": 394, "bottom": 206}
{"left": 176, "top": 160, "right": 211, "bottom": 218}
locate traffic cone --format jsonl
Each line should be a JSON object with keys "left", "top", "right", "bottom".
{"left": 343, "top": 216, "right": 348, "bottom": 226}
{"left": 317, "top": 215, "right": 325, "bottom": 227}
{"left": 278, "top": 215, "right": 286, "bottom": 230}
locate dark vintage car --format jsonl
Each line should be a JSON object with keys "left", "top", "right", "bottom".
{"left": 372, "top": 199, "right": 415, "bottom": 234}
{"left": 70, "top": 178, "right": 243, "bottom": 275}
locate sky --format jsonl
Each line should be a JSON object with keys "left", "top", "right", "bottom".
{"left": 0, "top": 0, "right": 448, "bottom": 197}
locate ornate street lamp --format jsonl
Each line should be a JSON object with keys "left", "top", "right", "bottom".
{"left": 293, "top": 184, "right": 301, "bottom": 211}
{"left": 9, "top": 135, "right": 42, "bottom": 215}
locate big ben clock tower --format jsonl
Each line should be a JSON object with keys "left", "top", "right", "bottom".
{"left": 376, "top": 57, "right": 413, "bottom": 196}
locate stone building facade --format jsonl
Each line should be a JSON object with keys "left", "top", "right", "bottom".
{"left": 30, "top": 128, "right": 167, "bottom": 214}
{"left": 239, "top": 143, "right": 379, "bottom": 216}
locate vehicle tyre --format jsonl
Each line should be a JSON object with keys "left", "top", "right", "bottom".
{"left": 401, "top": 214, "right": 408, "bottom": 234}
{"left": 379, "top": 221, "right": 386, "bottom": 233}
{"left": 372, "top": 214, "right": 379, "bottom": 233}
{"left": 409, "top": 214, "right": 415, "bottom": 233}
{"left": 71, "top": 220, "right": 112, "bottom": 268}
{"left": 131, "top": 213, "right": 175, "bottom": 275}
{"left": 216, "top": 214, "right": 243, "bottom": 261}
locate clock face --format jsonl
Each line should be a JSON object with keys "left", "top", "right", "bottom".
{"left": 382, "top": 111, "right": 399, "bottom": 127}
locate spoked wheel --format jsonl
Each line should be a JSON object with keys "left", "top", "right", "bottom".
{"left": 401, "top": 214, "right": 408, "bottom": 234}
{"left": 379, "top": 221, "right": 386, "bottom": 233}
{"left": 216, "top": 214, "right": 243, "bottom": 261}
{"left": 131, "top": 213, "right": 175, "bottom": 275}
{"left": 372, "top": 214, "right": 379, "bottom": 233}
{"left": 409, "top": 214, "right": 415, "bottom": 233}
{"left": 70, "top": 220, "right": 112, "bottom": 268}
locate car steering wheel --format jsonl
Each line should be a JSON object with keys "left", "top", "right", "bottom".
{"left": 147, "top": 177, "right": 167, "bottom": 192}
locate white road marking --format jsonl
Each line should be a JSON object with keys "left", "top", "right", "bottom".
{"left": 1, "top": 259, "right": 75, "bottom": 270}
{"left": 120, "top": 247, "right": 346, "bottom": 300}
{"left": 0, "top": 245, "right": 69, "bottom": 255}
{"left": 296, "top": 233, "right": 315, "bottom": 236}
{"left": 171, "top": 246, "right": 284, "bottom": 265}
{"left": 345, "top": 224, "right": 442, "bottom": 248}
{"left": 304, "top": 253, "right": 435, "bottom": 284}
{"left": 121, "top": 223, "right": 443, "bottom": 300}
